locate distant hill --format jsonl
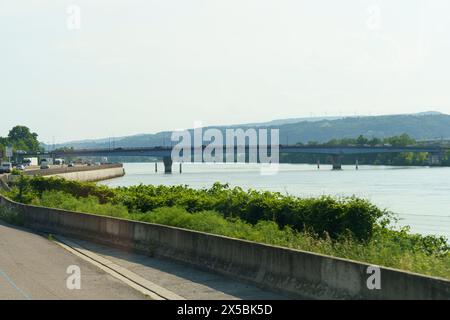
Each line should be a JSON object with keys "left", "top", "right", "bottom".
{"left": 43, "top": 112, "right": 450, "bottom": 150}
{"left": 275, "top": 112, "right": 450, "bottom": 144}
{"left": 242, "top": 115, "right": 345, "bottom": 127}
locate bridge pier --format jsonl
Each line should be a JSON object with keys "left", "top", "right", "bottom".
{"left": 331, "top": 155, "right": 342, "bottom": 170}
{"left": 163, "top": 157, "right": 173, "bottom": 174}
{"left": 428, "top": 152, "right": 443, "bottom": 166}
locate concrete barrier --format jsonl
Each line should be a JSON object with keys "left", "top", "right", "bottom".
{"left": 25, "top": 164, "right": 125, "bottom": 182}
{"left": 0, "top": 194, "right": 449, "bottom": 299}
{"left": 0, "top": 175, "right": 10, "bottom": 191}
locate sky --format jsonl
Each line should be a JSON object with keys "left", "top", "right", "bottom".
{"left": 1, "top": 0, "right": 450, "bottom": 143}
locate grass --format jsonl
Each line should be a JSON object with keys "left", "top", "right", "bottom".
{"left": 25, "top": 190, "right": 450, "bottom": 279}
{"left": 0, "top": 203, "right": 24, "bottom": 226}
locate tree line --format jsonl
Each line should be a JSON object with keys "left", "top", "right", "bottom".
{"left": 301, "top": 133, "right": 416, "bottom": 147}
{"left": 281, "top": 134, "right": 450, "bottom": 166}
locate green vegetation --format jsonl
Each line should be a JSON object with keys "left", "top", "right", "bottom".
{"left": 302, "top": 133, "right": 417, "bottom": 147}
{"left": 12, "top": 175, "right": 387, "bottom": 241}
{"left": 0, "top": 125, "right": 42, "bottom": 161}
{"left": 0, "top": 203, "right": 24, "bottom": 226}
{"left": 4, "top": 175, "right": 449, "bottom": 279}
{"left": 282, "top": 133, "right": 450, "bottom": 166}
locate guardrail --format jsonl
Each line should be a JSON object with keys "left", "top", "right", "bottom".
{"left": 0, "top": 193, "right": 449, "bottom": 299}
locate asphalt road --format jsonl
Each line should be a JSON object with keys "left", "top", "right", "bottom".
{"left": 0, "top": 221, "right": 287, "bottom": 300}
{"left": 72, "top": 238, "right": 287, "bottom": 300}
{"left": 0, "top": 222, "right": 146, "bottom": 300}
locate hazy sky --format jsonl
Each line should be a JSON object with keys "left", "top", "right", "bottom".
{"left": 2, "top": 0, "right": 450, "bottom": 143}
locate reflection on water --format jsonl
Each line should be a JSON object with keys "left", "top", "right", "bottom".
{"left": 99, "top": 163, "right": 450, "bottom": 239}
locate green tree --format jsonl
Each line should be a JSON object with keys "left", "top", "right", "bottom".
{"left": 307, "top": 140, "right": 319, "bottom": 146}
{"left": 384, "top": 133, "right": 415, "bottom": 147}
{"left": 356, "top": 135, "right": 369, "bottom": 146}
{"left": 7, "top": 126, "right": 41, "bottom": 153}
{"left": 368, "top": 137, "right": 381, "bottom": 146}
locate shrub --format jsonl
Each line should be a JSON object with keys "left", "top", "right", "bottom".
{"left": 0, "top": 205, "right": 24, "bottom": 225}
{"left": 113, "top": 182, "right": 388, "bottom": 241}
{"left": 4, "top": 184, "right": 448, "bottom": 279}
{"left": 32, "top": 190, "right": 129, "bottom": 218}
{"left": 6, "top": 177, "right": 400, "bottom": 241}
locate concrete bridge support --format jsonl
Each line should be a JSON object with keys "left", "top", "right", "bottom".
{"left": 428, "top": 152, "right": 443, "bottom": 166}
{"left": 163, "top": 156, "right": 173, "bottom": 174}
{"left": 331, "top": 155, "right": 342, "bottom": 170}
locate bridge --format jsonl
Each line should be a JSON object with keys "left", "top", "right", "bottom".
{"left": 21, "top": 144, "right": 448, "bottom": 172}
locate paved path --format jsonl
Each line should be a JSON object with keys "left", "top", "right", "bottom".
{"left": 0, "top": 222, "right": 287, "bottom": 300}
{"left": 0, "top": 222, "right": 146, "bottom": 300}
{"left": 71, "top": 238, "right": 287, "bottom": 300}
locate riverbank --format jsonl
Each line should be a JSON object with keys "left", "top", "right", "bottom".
{"left": 1, "top": 192, "right": 449, "bottom": 299}
{"left": 3, "top": 175, "right": 449, "bottom": 280}
{"left": 100, "top": 162, "right": 450, "bottom": 239}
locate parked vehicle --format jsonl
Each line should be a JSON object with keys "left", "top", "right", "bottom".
{"left": 15, "top": 164, "right": 26, "bottom": 171}
{"left": 0, "top": 162, "right": 13, "bottom": 174}
{"left": 68, "top": 162, "right": 75, "bottom": 167}
{"left": 40, "top": 161, "right": 50, "bottom": 169}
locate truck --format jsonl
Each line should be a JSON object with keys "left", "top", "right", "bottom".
{"left": 39, "top": 158, "right": 53, "bottom": 165}
{"left": 23, "top": 157, "right": 38, "bottom": 166}
{"left": 54, "top": 158, "right": 65, "bottom": 165}
{"left": 40, "top": 160, "right": 50, "bottom": 169}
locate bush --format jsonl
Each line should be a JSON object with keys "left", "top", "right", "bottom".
{"left": 4, "top": 177, "right": 413, "bottom": 242}
{"left": 31, "top": 190, "right": 129, "bottom": 218}
{"left": 0, "top": 205, "right": 24, "bottom": 225}
{"left": 113, "top": 183, "right": 387, "bottom": 241}
{"left": 3, "top": 181, "right": 449, "bottom": 279}
{"left": 10, "top": 175, "right": 116, "bottom": 204}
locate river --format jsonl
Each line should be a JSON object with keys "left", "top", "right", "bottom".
{"left": 99, "top": 163, "right": 450, "bottom": 239}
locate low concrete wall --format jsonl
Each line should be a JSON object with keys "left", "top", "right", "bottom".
{"left": 25, "top": 164, "right": 125, "bottom": 182}
{"left": 46, "top": 167, "right": 125, "bottom": 182}
{"left": 0, "top": 175, "right": 10, "bottom": 191}
{"left": 0, "top": 195, "right": 449, "bottom": 299}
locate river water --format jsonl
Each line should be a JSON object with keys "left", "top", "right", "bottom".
{"left": 99, "top": 163, "right": 450, "bottom": 239}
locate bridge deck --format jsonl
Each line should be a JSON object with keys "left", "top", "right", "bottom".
{"left": 25, "top": 145, "right": 446, "bottom": 159}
